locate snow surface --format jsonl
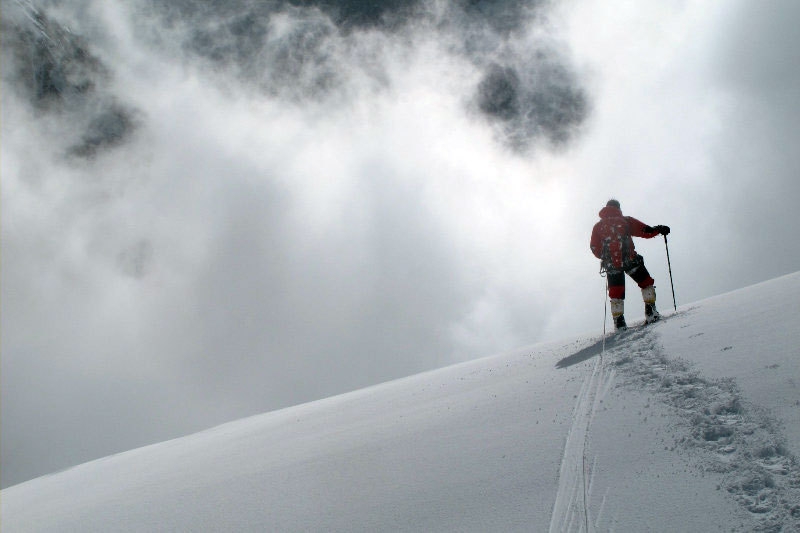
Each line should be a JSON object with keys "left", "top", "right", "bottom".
{"left": 2, "top": 272, "right": 800, "bottom": 532}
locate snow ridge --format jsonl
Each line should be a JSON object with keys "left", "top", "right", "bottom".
{"left": 3, "top": 274, "right": 799, "bottom": 531}
{"left": 610, "top": 321, "right": 800, "bottom": 532}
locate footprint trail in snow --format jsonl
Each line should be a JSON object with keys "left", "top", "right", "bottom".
{"left": 551, "top": 323, "right": 800, "bottom": 532}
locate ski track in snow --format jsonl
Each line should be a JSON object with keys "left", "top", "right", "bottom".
{"left": 551, "top": 319, "right": 800, "bottom": 532}
{"left": 549, "top": 337, "right": 617, "bottom": 533}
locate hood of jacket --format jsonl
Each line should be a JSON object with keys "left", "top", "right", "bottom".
{"left": 599, "top": 205, "right": 623, "bottom": 219}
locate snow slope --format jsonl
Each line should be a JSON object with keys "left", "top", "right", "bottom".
{"left": 3, "top": 273, "right": 800, "bottom": 532}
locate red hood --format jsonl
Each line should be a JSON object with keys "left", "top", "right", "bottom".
{"left": 599, "top": 205, "right": 623, "bottom": 218}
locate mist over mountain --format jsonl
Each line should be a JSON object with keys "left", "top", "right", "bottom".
{"left": 1, "top": 3, "right": 139, "bottom": 157}
{"left": 4, "top": 0, "right": 800, "bottom": 494}
{"left": 1, "top": 0, "right": 590, "bottom": 488}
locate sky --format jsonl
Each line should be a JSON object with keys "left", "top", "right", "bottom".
{"left": 2, "top": 0, "right": 799, "bottom": 488}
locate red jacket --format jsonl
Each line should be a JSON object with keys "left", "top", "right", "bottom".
{"left": 590, "top": 205, "right": 659, "bottom": 269}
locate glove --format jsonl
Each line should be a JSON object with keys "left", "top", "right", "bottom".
{"left": 654, "top": 225, "right": 670, "bottom": 236}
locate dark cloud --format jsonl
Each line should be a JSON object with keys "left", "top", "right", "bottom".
{"left": 136, "top": 0, "right": 587, "bottom": 148}
{"left": 289, "top": 0, "right": 419, "bottom": 29}
{"left": 460, "top": 0, "right": 538, "bottom": 35}
{"left": 476, "top": 55, "right": 588, "bottom": 150}
{"left": 478, "top": 64, "right": 520, "bottom": 121}
{"left": 69, "top": 102, "right": 140, "bottom": 158}
{"left": 1, "top": 0, "right": 587, "bottom": 158}
{"left": 290, "top": 0, "right": 539, "bottom": 34}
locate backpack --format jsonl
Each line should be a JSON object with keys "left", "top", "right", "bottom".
{"left": 598, "top": 216, "right": 632, "bottom": 271}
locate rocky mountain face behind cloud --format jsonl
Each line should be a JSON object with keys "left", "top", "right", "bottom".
{"left": 2, "top": 1, "right": 139, "bottom": 159}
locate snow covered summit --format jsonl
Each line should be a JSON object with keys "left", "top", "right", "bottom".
{"left": 3, "top": 272, "right": 800, "bottom": 532}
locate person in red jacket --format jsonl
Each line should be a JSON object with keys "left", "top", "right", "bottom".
{"left": 590, "top": 199, "right": 670, "bottom": 330}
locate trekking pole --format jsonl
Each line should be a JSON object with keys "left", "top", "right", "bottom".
{"left": 664, "top": 235, "right": 677, "bottom": 311}
{"left": 601, "top": 277, "right": 608, "bottom": 354}
{"left": 599, "top": 263, "right": 609, "bottom": 353}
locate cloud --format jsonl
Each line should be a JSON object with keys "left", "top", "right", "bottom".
{"left": 707, "top": 0, "right": 800, "bottom": 285}
{"left": 2, "top": 0, "right": 591, "bottom": 487}
{"left": 134, "top": 0, "right": 588, "bottom": 149}
{"left": 475, "top": 53, "right": 588, "bottom": 150}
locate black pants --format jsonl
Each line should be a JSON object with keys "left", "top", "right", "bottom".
{"left": 607, "top": 255, "right": 654, "bottom": 299}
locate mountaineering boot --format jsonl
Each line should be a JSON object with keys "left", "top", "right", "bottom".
{"left": 642, "top": 286, "right": 661, "bottom": 324}
{"left": 645, "top": 304, "right": 660, "bottom": 324}
{"left": 610, "top": 298, "right": 627, "bottom": 331}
